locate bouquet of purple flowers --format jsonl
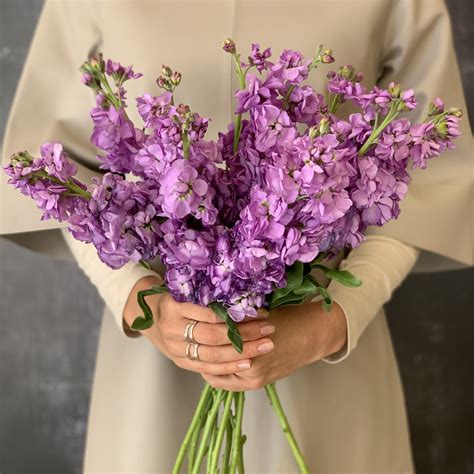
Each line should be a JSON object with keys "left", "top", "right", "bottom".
{"left": 4, "top": 39, "right": 461, "bottom": 473}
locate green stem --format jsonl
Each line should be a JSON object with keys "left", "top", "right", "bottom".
{"left": 283, "top": 84, "right": 296, "bottom": 110}
{"left": 265, "top": 383, "right": 309, "bottom": 474}
{"left": 173, "top": 383, "right": 212, "bottom": 474}
{"left": 232, "top": 54, "right": 246, "bottom": 154}
{"left": 99, "top": 71, "right": 122, "bottom": 109}
{"left": 207, "top": 413, "right": 218, "bottom": 473}
{"left": 358, "top": 101, "right": 401, "bottom": 156}
{"left": 222, "top": 416, "right": 233, "bottom": 474}
{"left": 328, "top": 93, "right": 340, "bottom": 114}
{"left": 188, "top": 392, "right": 213, "bottom": 473}
{"left": 182, "top": 131, "right": 190, "bottom": 159}
{"left": 210, "top": 391, "right": 234, "bottom": 472}
{"left": 35, "top": 171, "right": 91, "bottom": 199}
{"left": 237, "top": 439, "right": 245, "bottom": 474}
{"left": 191, "top": 389, "right": 225, "bottom": 474}
{"left": 229, "top": 392, "right": 245, "bottom": 474}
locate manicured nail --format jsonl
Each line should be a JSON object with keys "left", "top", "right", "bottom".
{"left": 237, "top": 361, "right": 251, "bottom": 370}
{"left": 258, "top": 341, "right": 274, "bottom": 353}
{"left": 260, "top": 324, "right": 275, "bottom": 336}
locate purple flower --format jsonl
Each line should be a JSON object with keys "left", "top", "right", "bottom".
{"left": 247, "top": 43, "right": 273, "bottom": 72}
{"left": 252, "top": 105, "right": 296, "bottom": 152}
{"left": 4, "top": 49, "right": 462, "bottom": 325}
{"left": 39, "top": 142, "right": 78, "bottom": 181}
{"left": 160, "top": 159, "right": 216, "bottom": 222}
{"left": 105, "top": 59, "right": 142, "bottom": 84}
{"left": 401, "top": 89, "right": 417, "bottom": 111}
{"left": 272, "top": 50, "right": 310, "bottom": 84}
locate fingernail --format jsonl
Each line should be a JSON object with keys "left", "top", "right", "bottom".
{"left": 256, "top": 308, "right": 269, "bottom": 318}
{"left": 237, "top": 361, "right": 251, "bottom": 369}
{"left": 260, "top": 324, "right": 275, "bottom": 336}
{"left": 258, "top": 341, "right": 274, "bottom": 353}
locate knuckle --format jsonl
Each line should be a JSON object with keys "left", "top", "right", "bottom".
{"left": 201, "top": 363, "right": 214, "bottom": 376}
{"left": 203, "top": 308, "right": 220, "bottom": 323}
{"left": 204, "top": 327, "right": 220, "bottom": 345}
{"left": 205, "top": 347, "right": 219, "bottom": 364}
{"left": 249, "top": 377, "right": 264, "bottom": 390}
{"left": 159, "top": 319, "right": 174, "bottom": 337}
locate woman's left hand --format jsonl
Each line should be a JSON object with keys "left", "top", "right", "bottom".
{"left": 201, "top": 300, "right": 347, "bottom": 391}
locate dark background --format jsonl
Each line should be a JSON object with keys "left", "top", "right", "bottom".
{"left": 0, "top": 1, "right": 472, "bottom": 473}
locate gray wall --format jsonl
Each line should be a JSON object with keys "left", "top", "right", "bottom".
{"left": 0, "top": 1, "right": 472, "bottom": 473}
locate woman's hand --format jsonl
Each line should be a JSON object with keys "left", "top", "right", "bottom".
{"left": 123, "top": 276, "right": 276, "bottom": 377}
{"left": 201, "top": 300, "right": 348, "bottom": 391}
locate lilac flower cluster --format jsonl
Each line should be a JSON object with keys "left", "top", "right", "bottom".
{"left": 4, "top": 143, "right": 85, "bottom": 221}
{"left": 4, "top": 44, "right": 461, "bottom": 322}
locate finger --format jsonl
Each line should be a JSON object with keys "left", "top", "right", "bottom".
{"left": 175, "top": 357, "right": 253, "bottom": 376}
{"left": 176, "top": 302, "right": 224, "bottom": 324}
{"left": 201, "top": 373, "right": 257, "bottom": 391}
{"left": 241, "top": 307, "right": 269, "bottom": 322}
{"left": 174, "top": 319, "right": 275, "bottom": 346}
{"left": 168, "top": 338, "right": 275, "bottom": 363}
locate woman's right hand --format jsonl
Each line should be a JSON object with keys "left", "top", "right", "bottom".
{"left": 123, "top": 276, "right": 276, "bottom": 376}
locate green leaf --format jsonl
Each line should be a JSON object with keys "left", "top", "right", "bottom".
{"left": 225, "top": 317, "right": 244, "bottom": 353}
{"left": 303, "top": 262, "right": 312, "bottom": 277}
{"left": 131, "top": 316, "right": 154, "bottom": 331}
{"left": 209, "top": 302, "right": 244, "bottom": 353}
{"left": 130, "top": 285, "right": 169, "bottom": 332}
{"left": 286, "top": 261, "right": 304, "bottom": 290}
{"left": 318, "top": 286, "right": 333, "bottom": 312}
{"left": 139, "top": 259, "right": 151, "bottom": 270}
{"left": 312, "top": 264, "right": 362, "bottom": 287}
{"left": 269, "top": 261, "right": 304, "bottom": 305}
{"left": 309, "top": 252, "right": 327, "bottom": 266}
{"left": 309, "top": 275, "right": 333, "bottom": 312}
{"left": 293, "top": 278, "right": 317, "bottom": 295}
{"left": 268, "top": 291, "right": 305, "bottom": 309}
{"left": 208, "top": 301, "right": 227, "bottom": 321}
{"left": 151, "top": 284, "right": 169, "bottom": 294}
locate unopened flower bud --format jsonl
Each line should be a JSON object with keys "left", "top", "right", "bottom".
{"left": 81, "top": 73, "right": 94, "bottom": 86}
{"left": 222, "top": 38, "right": 236, "bottom": 54}
{"left": 11, "top": 151, "right": 33, "bottom": 166}
{"left": 171, "top": 71, "right": 182, "bottom": 86}
{"left": 428, "top": 98, "right": 444, "bottom": 116}
{"left": 319, "top": 118, "right": 331, "bottom": 135}
{"left": 161, "top": 65, "right": 172, "bottom": 77}
{"left": 339, "top": 65, "right": 355, "bottom": 79}
{"left": 90, "top": 53, "right": 104, "bottom": 72}
{"left": 388, "top": 82, "right": 401, "bottom": 98}
{"left": 177, "top": 103, "right": 190, "bottom": 115}
{"left": 156, "top": 76, "right": 166, "bottom": 88}
{"left": 435, "top": 122, "right": 448, "bottom": 138}
{"left": 321, "top": 49, "right": 335, "bottom": 64}
{"left": 448, "top": 107, "right": 462, "bottom": 117}
{"left": 308, "top": 125, "right": 318, "bottom": 139}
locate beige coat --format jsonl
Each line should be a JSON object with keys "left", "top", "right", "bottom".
{"left": 1, "top": 0, "right": 472, "bottom": 472}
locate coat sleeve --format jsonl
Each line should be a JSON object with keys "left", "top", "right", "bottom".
{"left": 1, "top": 0, "right": 104, "bottom": 247}
{"left": 317, "top": 235, "right": 420, "bottom": 363}
{"left": 61, "top": 228, "right": 163, "bottom": 337}
{"left": 365, "top": 0, "right": 473, "bottom": 270}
